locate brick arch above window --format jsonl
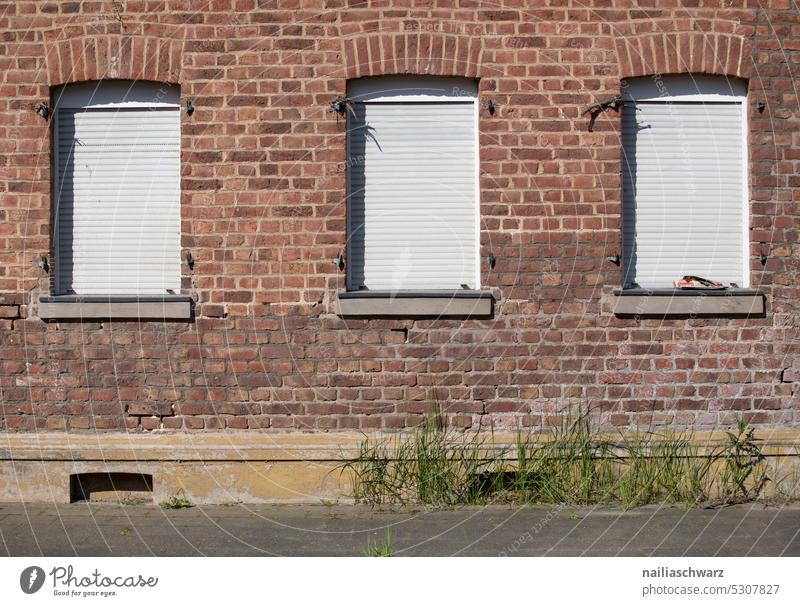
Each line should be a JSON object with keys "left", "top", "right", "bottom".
{"left": 616, "top": 32, "right": 752, "bottom": 81}
{"left": 45, "top": 34, "right": 183, "bottom": 87}
{"left": 341, "top": 32, "right": 485, "bottom": 80}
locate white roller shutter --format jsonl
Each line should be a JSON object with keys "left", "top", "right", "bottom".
{"left": 621, "top": 77, "right": 747, "bottom": 289}
{"left": 346, "top": 81, "right": 478, "bottom": 291}
{"left": 54, "top": 82, "right": 180, "bottom": 295}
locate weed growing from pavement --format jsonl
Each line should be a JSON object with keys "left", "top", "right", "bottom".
{"left": 159, "top": 495, "right": 193, "bottom": 509}
{"left": 343, "top": 411, "right": 773, "bottom": 509}
{"left": 718, "top": 419, "right": 769, "bottom": 505}
{"left": 119, "top": 497, "right": 148, "bottom": 506}
{"left": 345, "top": 414, "right": 495, "bottom": 506}
{"left": 363, "top": 529, "right": 394, "bottom": 557}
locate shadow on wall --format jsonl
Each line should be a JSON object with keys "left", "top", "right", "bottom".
{"left": 620, "top": 100, "right": 640, "bottom": 289}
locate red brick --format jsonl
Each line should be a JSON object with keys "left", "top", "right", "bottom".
{"left": 0, "top": 4, "right": 793, "bottom": 437}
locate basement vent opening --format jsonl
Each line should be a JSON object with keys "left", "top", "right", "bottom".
{"left": 69, "top": 472, "right": 154, "bottom": 503}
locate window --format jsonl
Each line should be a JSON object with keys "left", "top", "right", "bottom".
{"left": 52, "top": 80, "right": 181, "bottom": 295}
{"left": 346, "top": 76, "right": 479, "bottom": 292}
{"left": 621, "top": 75, "right": 748, "bottom": 289}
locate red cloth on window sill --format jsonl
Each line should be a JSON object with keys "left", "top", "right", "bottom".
{"left": 673, "top": 275, "right": 726, "bottom": 290}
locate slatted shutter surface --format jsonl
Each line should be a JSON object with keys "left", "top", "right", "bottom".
{"left": 621, "top": 101, "right": 745, "bottom": 288}
{"left": 347, "top": 101, "right": 478, "bottom": 291}
{"left": 55, "top": 104, "right": 180, "bottom": 294}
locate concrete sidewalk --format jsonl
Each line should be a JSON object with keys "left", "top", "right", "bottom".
{"left": 1, "top": 502, "right": 798, "bottom": 556}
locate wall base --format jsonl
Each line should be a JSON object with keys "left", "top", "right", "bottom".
{"left": 1, "top": 430, "right": 798, "bottom": 504}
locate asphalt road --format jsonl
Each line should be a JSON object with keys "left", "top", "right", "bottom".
{"left": 1, "top": 502, "right": 798, "bottom": 556}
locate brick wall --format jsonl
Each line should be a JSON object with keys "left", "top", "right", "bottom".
{"left": 0, "top": 1, "right": 797, "bottom": 432}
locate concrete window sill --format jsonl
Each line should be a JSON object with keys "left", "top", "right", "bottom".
{"left": 335, "top": 291, "right": 494, "bottom": 318}
{"left": 39, "top": 296, "right": 193, "bottom": 321}
{"left": 612, "top": 289, "right": 766, "bottom": 318}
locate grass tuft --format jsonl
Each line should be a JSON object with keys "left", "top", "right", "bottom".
{"left": 363, "top": 529, "right": 393, "bottom": 557}
{"left": 717, "top": 419, "right": 769, "bottom": 505}
{"left": 345, "top": 413, "right": 501, "bottom": 506}
{"left": 343, "top": 410, "right": 771, "bottom": 508}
